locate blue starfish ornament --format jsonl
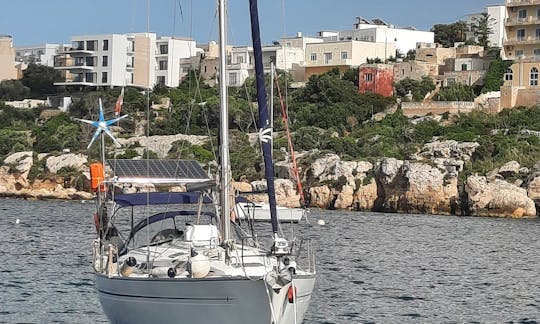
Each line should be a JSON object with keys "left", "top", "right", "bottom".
{"left": 74, "top": 98, "right": 128, "bottom": 149}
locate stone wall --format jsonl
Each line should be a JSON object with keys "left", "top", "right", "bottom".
{"left": 402, "top": 101, "right": 477, "bottom": 117}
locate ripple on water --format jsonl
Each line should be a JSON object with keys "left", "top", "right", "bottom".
{"left": 1, "top": 200, "right": 540, "bottom": 324}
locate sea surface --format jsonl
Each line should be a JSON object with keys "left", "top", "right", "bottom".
{"left": 1, "top": 197, "right": 539, "bottom": 324}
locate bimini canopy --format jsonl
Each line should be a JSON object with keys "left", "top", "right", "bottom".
{"left": 107, "top": 159, "right": 213, "bottom": 185}
{"left": 114, "top": 192, "right": 212, "bottom": 207}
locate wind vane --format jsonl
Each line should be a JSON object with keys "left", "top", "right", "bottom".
{"left": 75, "top": 98, "right": 128, "bottom": 149}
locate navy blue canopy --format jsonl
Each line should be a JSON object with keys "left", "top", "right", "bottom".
{"left": 235, "top": 196, "right": 252, "bottom": 204}
{"left": 114, "top": 192, "right": 212, "bottom": 207}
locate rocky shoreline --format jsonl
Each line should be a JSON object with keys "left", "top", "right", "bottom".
{"left": 1, "top": 139, "right": 539, "bottom": 219}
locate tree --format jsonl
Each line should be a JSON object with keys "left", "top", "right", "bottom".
{"left": 21, "top": 64, "right": 63, "bottom": 98}
{"left": 404, "top": 50, "right": 416, "bottom": 62}
{"left": 431, "top": 21, "right": 469, "bottom": 47}
{"left": 394, "top": 76, "right": 435, "bottom": 101}
{"left": 0, "top": 80, "right": 30, "bottom": 101}
{"left": 470, "top": 13, "right": 495, "bottom": 49}
{"left": 482, "top": 58, "right": 513, "bottom": 93}
{"left": 437, "top": 83, "right": 476, "bottom": 101}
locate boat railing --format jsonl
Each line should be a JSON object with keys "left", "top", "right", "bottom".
{"left": 236, "top": 234, "right": 315, "bottom": 273}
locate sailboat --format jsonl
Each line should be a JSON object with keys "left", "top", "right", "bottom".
{"left": 87, "top": 0, "right": 316, "bottom": 323}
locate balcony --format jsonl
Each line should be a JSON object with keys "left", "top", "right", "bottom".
{"left": 504, "top": 36, "right": 540, "bottom": 45}
{"left": 57, "top": 47, "right": 94, "bottom": 55}
{"left": 506, "top": 16, "right": 540, "bottom": 26}
{"left": 507, "top": 0, "right": 540, "bottom": 7}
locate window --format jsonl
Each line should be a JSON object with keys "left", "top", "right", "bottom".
{"left": 535, "top": 49, "right": 540, "bottom": 58}
{"left": 505, "top": 68, "right": 513, "bottom": 81}
{"left": 447, "top": 77, "right": 456, "bottom": 85}
{"left": 310, "top": 53, "right": 317, "bottom": 61}
{"left": 86, "top": 40, "right": 96, "bottom": 51}
{"left": 516, "top": 49, "right": 524, "bottom": 58}
{"left": 159, "top": 60, "right": 168, "bottom": 70}
{"left": 461, "top": 63, "right": 468, "bottom": 71}
{"left": 538, "top": 8, "right": 540, "bottom": 19}
{"left": 74, "top": 41, "right": 84, "bottom": 50}
{"left": 536, "top": 28, "right": 540, "bottom": 40}
{"left": 237, "top": 56, "right": 244, "bottom": 63}
{"left": 157, "top": 76, "right": 166, "bottom": 85}
{"left": 86, "top": 72, "right": 95, "bottom": 83}
{"left": 324, "top": 52, "right": 332, "bottom": 64}
{"left": 517, "top": 29, "right": 526, "bottom": 41}
{"left": 364, "top": 73, "right": 373, "bottom": 82}
{"left": 102, "top": 56, "right": 108, "bottom": 67}
{"left": 531, "top": 67, "right": 539, "bottom": 86}
{"left": 101, "top": 72, "right": 108, "bottom": 83}
{"left": 86, "top": 56, "right": 95, "bottom": 66}
{"left": 160, "top": 44, "right": 168, "bottom": 54}
{"left": 341, "top": 51, "right": 348, "bottom": 60}
{"left": 229, "top": 73, "right": 237, "bottom": 85}
{"left": 103, "top": 40, "right": 109, "bottom": 51}
{"left": 518, "top": 9, "right": 527, "bottom": 21}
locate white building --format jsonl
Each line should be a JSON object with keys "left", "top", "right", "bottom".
{"left": 155, "top": 37, "right": 201, "bottom": 87}
{"left": 15, "top": 44, "right": 69, "bottom": 67}
{"left": 279, "top": 32, "right": 323, "bottom": 52}
{"left": 333, "top": 17, "right": 434, "bottom": 56}
{"left": 54, "top": 33, "right": 199, "bottom": 89}
{"left": 465, "top": 5, "right": 506, "bottom": 48}
{"left": 226, "top": 45, "right": 305, "bottom": 87}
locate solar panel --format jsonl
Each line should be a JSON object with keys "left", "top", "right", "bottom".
{"left": 107, "top": 159, "right": 211, "bottom": 184}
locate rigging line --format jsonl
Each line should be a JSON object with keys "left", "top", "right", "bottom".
{"left": 243, "top": 77, "right": 258, "bottom": 133}
{"left": 274, "top": 72, "right": 306, "bottom": 207}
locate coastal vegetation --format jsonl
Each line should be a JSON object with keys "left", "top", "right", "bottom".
{"left": 2, "top": 66, "right": 540, "bottom": 187}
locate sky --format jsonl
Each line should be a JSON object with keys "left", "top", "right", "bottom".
{"left": 1, "top": 0, "right": 503, "bottom": 47}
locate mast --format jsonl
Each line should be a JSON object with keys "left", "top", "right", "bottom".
{"left": 249, "top": 0, "right": 279, "bottom": 235}
{"left": 218, "top": 0, "right": 231, "bottom": 242}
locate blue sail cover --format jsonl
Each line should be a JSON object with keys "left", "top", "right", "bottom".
{"left": 249, "top": 0, "right": 279, "bottom": 234}
{"left": 114, "top": 192, "right": 212, "bottom": 207}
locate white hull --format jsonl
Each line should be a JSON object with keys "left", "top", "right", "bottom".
{"left": 235, "top": 202, "right": 305, "bottom": 223}
{"left": 96, "top": 273, "right": 315, "bottom": 324}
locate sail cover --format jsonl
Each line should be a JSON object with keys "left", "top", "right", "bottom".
{"left": 114, "top": 192, "right": 212, "bottom": 207}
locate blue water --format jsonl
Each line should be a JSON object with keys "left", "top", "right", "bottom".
{"left": 1, "top": 198, "right": 539, "bottom": 323}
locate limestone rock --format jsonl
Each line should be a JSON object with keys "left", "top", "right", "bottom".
{"left": 375, "top": 158, "right": 403, "bottom": 185}
{"left": 334, "top": 185, "right": 354, "bottom": 210}
{"left": 352, "top": 178, "right": 378, "bottom": 211}
{"left": 3, "top": 151, "right": 34, "bottom": 176}
{"left": 233, "top": 181, "right": 252, "bottom": 193}
{"left": 309, "top": 185, "right": 333, "bottom": 209}
{"left": 309, "top": 154, "right": 372, "bottom": 189}
{"left": 527, "top": 175, "right": 540, "bottom": 205}
{"left": 498, "top": 161, "right": 520, "bottom": 178}
{"left": 46, "top": 154, "right": 88, "bottom": 174}
{"left": 466, "top": 176, "right": 536, "bottom": 218}
{"left": 375, "top": 159, "right": 459, "bottom": 215}
{"left": 414, "top": 140, "right": 479, "bottom": 172}
{"left": 275, "top": 179, "right": 302, "bottom": 207}
{"left": 117, "top": 134, "right": 208, "bottom": 158}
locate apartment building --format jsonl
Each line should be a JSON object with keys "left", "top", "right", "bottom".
{"left": 504, "top": 0, "right": 540, "bottom": 60}
{"left": 225, "top": 45, "right": 304, "bottom": 87}
{"left": 304, "top": 40, "right": 395, "bottom": 81}
{"left": 465, "top": 5, "right": 506, "bottom": 48}
{"left": 0, "top": 35, "right": 17, "bottom": 81}
{"left": 501, "top": 0, "right": 540, "bottom": 108}
{"left": 15, "top": 44, "right": 69, "bottom": 67}
{"left": 334, "top": 17, "right": 434, "bottom": 56}
{"left": 155, "top": 37, "right": 201, "bottom": 87}
{"left": 54, "top": 33, "right": 198, "bottom": 89}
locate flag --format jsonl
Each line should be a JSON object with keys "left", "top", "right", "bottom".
{"left": 114, "top": 87, "right": 124, "bottom": 116}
